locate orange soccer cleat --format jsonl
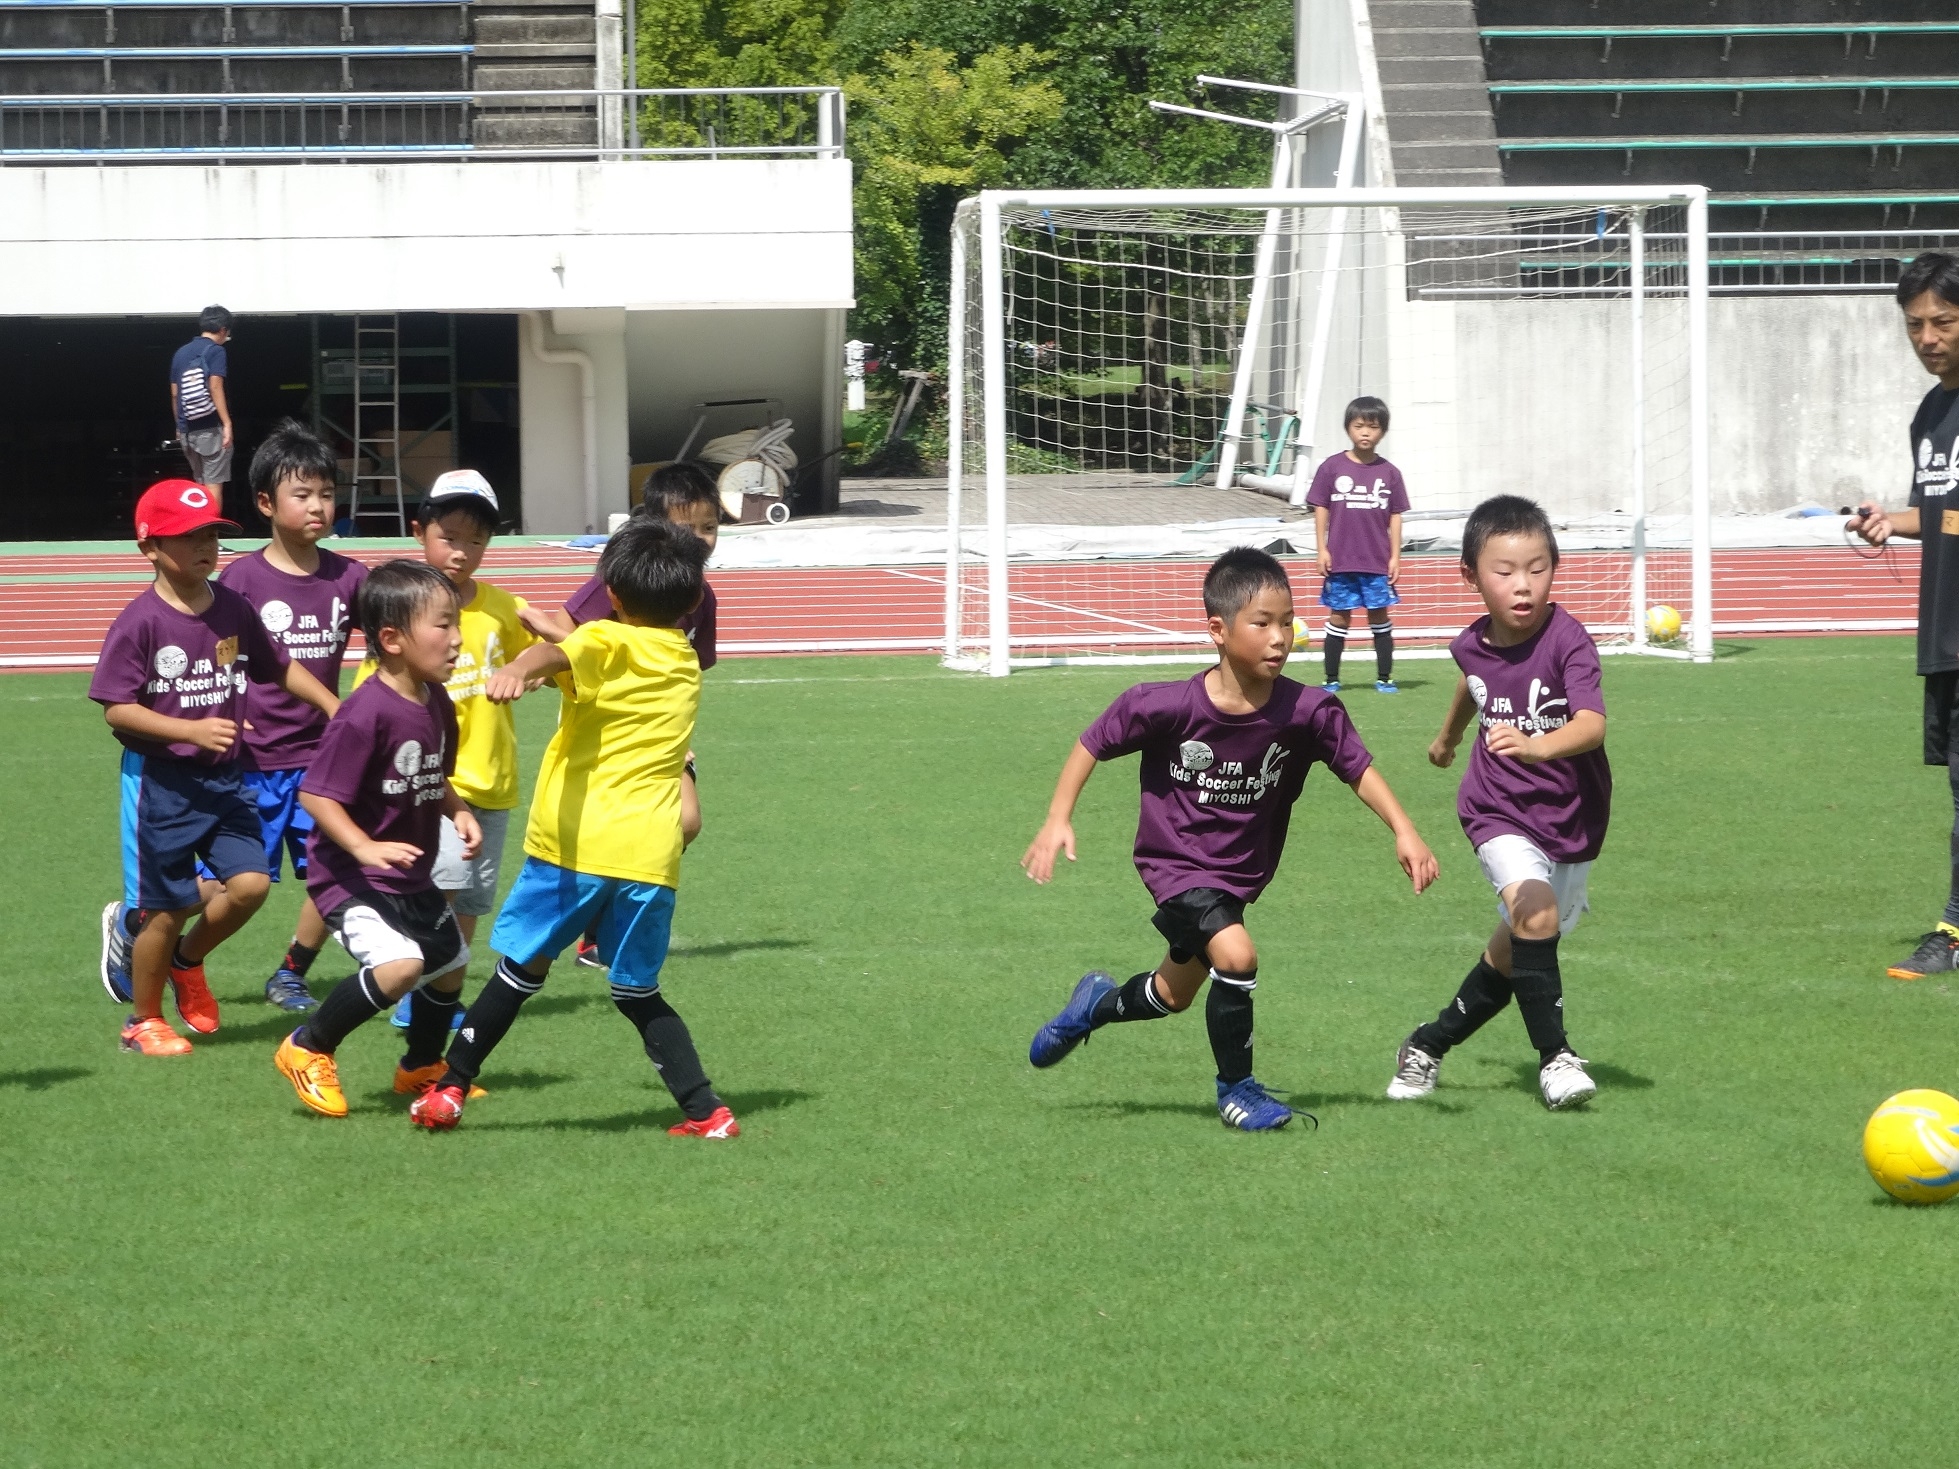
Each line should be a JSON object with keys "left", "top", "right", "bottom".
{"left": 275, "top": 1033, "right": 347, "bottom": 1117}
{"left": 120, "top": 1015, "right": 193, "bottom": 1057}
{"left": 392, "top": 1060, "right": 485, "bottom": 1099}
{"left": 668, "top": 1106, "right": 740, "bottom": 1139}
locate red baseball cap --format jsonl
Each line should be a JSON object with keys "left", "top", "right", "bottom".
{"left": 135, "top": 479, "right": 241, "bottom": 540}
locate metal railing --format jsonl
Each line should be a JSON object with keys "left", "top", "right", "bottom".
{"left": 1407, "top": 229, "right": 1959, "bottom": 296}
{"left": 0, "top": 85, "right": 845, "bottom": 162}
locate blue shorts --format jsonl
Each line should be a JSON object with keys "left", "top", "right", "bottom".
{"left": 489, "top": 856, "right": 675, "bottom": 992}
{"left": 120, "top": 751, "right": 268, "bottom": 913}
{"left": 1319, "top": 571, "right": 1400, "bottom": 611}
{"left": 197, "top": 766, "right": 313, "bottom": 883}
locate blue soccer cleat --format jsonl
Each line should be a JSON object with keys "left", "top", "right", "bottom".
{"left": 1375, "top": 680, "right": 1399, "bottom": 695}
{"left": 99, "top": 900, "right": 134, "bottom": 1004}
{"left": 1322, "top": 680, "right": 1341, "bottom": 693}
{"left": 1217, "top": 1076, "right": 1294, "bottom": 1131}
{"left": 1028, "top": 970, "right": 1117, "bottom": 1069}
{"left": 264, "top": 968, "right": 318, "bottom": 1014}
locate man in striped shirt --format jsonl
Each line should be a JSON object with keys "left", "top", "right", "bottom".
{"left": 171, "top": 305, "right": 234, "bottom": 497}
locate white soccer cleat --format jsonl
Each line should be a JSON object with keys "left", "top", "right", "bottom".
{"left": 1539, "top": 1051, "right": 1597, "bottom": 1110}
{"left": 1385, "top": 1036, "right": 1440, "bottom": 1100}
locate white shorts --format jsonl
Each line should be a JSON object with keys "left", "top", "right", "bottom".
{"left": 431, "top": 804, "right": 510, "bottom": 917}
{"left": 1475, "top": 834, "right": 1591, "bottom": 936}
{"left": 328, "top": 888, "right": 469, "bottom": 983}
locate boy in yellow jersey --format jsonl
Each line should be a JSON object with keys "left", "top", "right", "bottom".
{"left": 354, "top": 470, "right": 533, "bottom": 1027}
{"left": 409, "top": 518, "right": 734, "bottom": 1137}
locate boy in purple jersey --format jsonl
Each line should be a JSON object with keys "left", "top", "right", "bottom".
{"left": 90, "top": 480, "right": 340, "bottom": 1056}
{"left": 520, "top": 462, "right": 721, "bottom": 968}
{"left": 1385, "top": 495, "right": 1611, "bottom": 1111}
{"left": 1305, "top": 396, "right": 1409, "bottom": 695}
{"left": 1021, "top": 547, "right": 1439, "bottom": 1131}
{"left": 214, "top": 420, "right": 368, "bottom": 1014}
{"left": 273, "top": 561, "right": 484, "bottom": 1118}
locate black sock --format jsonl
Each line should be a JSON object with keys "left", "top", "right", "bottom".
{"left": 438, "top": 958, "right": 542, "bottom": 1086}
{"left": 294, "top": 968, "right": 389, "bottom": 1054}
{"left": 1372, "top": 620, "right": 1394, "bottom": 683}
{"left": 283, "top": 940, "right": 322, "bottom": 978}
{"left": 172, "top": 940, "right": 198, "bottom": 971}
{"left": 1322, "top": 623, "right": 1346, "bottom": 682}
{"left": 1090, "top": 971, "right": 1174, "bottom": 1027}
{"left": 123, "top": 906, "right": 144, "bottom": 937}
{"left": 612, "top": 986, "right": 721, "bottom": 1120}
{"left": 1944, "top": 757, "right": 1959, "bottom": 927}
{"left": 402, "top": 985, "right": 463, "bottom": 1069}
{"left": 582, "top": 919, "right": 600, "bottom": 947}
{"left": 1206, "top": 968, "right": 1256, "bottom": 1085}
{"left": 1411, "top": 958, "right": 1512, "bottom": 1058}
{"left": 1507, "top": 935, "right": 1570, "bottom": 1063}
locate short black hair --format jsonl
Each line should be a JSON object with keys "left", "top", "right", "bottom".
{"left": 250, "top": 418, "right": 338, "bottom": 504}
{"left": 1345, "top": 395, "right": 1390, "bottom": 431}
{"left": 1898, "top": 252, "right": 1959, "bottom": 311}
{"left": 414, "top": 494, "right": 498, "bottom": 537}
{"left": 1203, "top": 546, "right": 1293, "bottom": 621}
{"left": 198, "top": 305, "right": 232, "bottom": 334}
{"left": 358, "top": 560, "right": 458, "bottom": 651}
{"left": 1462, "top": 494, "right": 1559, "bottom": 570}
{"left": 637, "top": 461, "right": 722, "bottom": 522}
{"left": 601, "top": 516, "right": 709, "bottom": 625}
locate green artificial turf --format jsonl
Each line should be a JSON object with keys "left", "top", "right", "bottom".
{"left": 1, "top": 638, "right": 1954, "bottom": 1467}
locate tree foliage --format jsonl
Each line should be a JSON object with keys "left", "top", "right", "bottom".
{"left": 633, "top": 0, "right": 1293, "bottom": 368}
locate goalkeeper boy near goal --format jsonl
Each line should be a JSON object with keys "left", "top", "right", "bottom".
{"left": 1306, "top": 397, "right": 1409, "bottom": 694}
{"left": 1019, "top": 547, "right": 1439, "bottom": 1131}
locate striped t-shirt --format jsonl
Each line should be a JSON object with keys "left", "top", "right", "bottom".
{"left": 171, "top": 336, "right": 227, "bottom": 432}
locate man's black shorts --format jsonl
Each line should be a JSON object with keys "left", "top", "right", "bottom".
{"left": 1925, "top": 670, "right": 1959, "bottom": 765}
{"left": 1151, "top": 886, "right": 1247, "bottom": 961}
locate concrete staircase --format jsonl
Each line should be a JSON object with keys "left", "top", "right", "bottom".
{"left": 471, "top": 0, "right": 601, "bottom": 150}
{"left": 1368, "top": 0, "right": 1502, "bottom": 188}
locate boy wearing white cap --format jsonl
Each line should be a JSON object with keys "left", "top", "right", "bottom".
{"left": 355, "top": 472, "right": 531, "bottom": 1002}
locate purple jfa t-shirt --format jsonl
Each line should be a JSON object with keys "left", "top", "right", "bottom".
{"left": 218, "top": 548, "right": 368, "bottom": 770}
{"left": 1451, "top": 604, "right": 1611, "bottom": 864}
{"left": 1080, "top": 670, "right": 1374, "bottom": 904}
{"left": 301, "top": 675, "right": 458, "bottom": 918}
{"left": 565, "top": 574, "right": 718, "bottom": 671}
{"left": 1305, "top": 453, "right": 1410, "bottom": 575}
{"left": 88, "top": 584, "right": 291, "bottom": 766}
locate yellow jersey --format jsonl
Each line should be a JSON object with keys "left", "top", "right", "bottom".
{"left": 355, "top": 578, "right": 533, "bottom": 810}
{"left": 524, "top": 619, "right": 699, "bottom": 888}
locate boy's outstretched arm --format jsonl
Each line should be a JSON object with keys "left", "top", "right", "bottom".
{"left": 517, "top": 604, "right": 576, "bottom": 643}
{"left": 1021, "top": 741, "right": 1099, "bottom": 883}
{"left": 1428, "top": 673, "right": 1477, "bottom": 768}
{"left": 1485, "top": 709, "right": 1605, "bottom": 763}
{"left": 279, "top": 660, "right": 340, "bottom": 719}
{"left": 485, "top": 640, "right": 572, "bottom": 702}
{"left": 298, "top": 791, "right": 421, "bottom": 872}
{"left": 1348, "top": 765, "right": 1439, "bottom": 894}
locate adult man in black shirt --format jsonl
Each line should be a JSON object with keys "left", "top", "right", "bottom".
{"left": 1849, "top": 252, "right": 1959, "bottom": 977}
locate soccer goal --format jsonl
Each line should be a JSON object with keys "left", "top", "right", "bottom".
{"left": 942, "top": 185, "right": 1712, "bottom": 674}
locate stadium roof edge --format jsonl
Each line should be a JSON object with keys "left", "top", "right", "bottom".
{"left": 982, "top": 185, "right": 1708, "bottom": 209}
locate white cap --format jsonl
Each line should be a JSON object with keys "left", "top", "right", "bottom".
{"left": 426, "top": 468, "right": 499, "bottom": 512}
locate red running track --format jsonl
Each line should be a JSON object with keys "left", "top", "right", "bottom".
{"left": 0, "top": 543, "right": 1922, "bottom": 667}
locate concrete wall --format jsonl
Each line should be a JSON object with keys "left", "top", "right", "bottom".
{"left": 1362, "top": 293, "right": 1927, "bottom": 517}
{"left": 0, "top": 158, "right": 853, "bottom": 315}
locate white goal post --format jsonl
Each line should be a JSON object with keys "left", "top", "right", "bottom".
{"left": 943, "top": 184, "right": 1712, "bottom": 674}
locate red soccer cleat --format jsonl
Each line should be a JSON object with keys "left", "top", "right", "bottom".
{"left": 668, "top": 1106, "right": 740, "bottom": 1139}
{"left": 169, "top": 961, "right": 220, "bottom": 1034}
{"left": 409, "top": 1083, "right": 468, "bottom": 1130}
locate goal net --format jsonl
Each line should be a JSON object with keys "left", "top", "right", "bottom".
{"left": 943, "top": 187, "right": 1711, "bottom": 674}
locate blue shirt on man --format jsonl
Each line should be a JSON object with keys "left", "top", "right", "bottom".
{"left": 171, "top": 336, "right": 227, "bottom": 432}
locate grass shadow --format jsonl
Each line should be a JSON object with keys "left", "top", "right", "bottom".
{"left": 1063, "top": 1099, "right": 1219, "bottom": 1121}
{"left": 200, "top": 1011, "right": 309, "bottom": 1047}
{"left": 670, "top": 939, "right": 812, "bottom": 961}
{"left": 0, "top": 1066, "right": 91, "bottom": 1091}
{"left": 522, "top": 992, "right": 605, "bottom": 1019}
{"left": 1288, "top": 1089, "right": 1469, "bottom": 1115}
{"left": 357, "top": 1070, "right": 575, "bottom": 1107}
{"left": 471, "top": 1087, "right": 818, "bottom": 1134}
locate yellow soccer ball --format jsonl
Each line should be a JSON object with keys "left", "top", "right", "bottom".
{"left": 1646, "top": 604, "right": 1683, "bottom": 643}
{"left": 1863, "top": 1089, "right": 1959, "bottom": 1205}
{"left": 1292, "top": 617, "right": 1312, "bottom": 653}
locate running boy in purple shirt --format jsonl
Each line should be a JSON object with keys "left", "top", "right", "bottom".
{"left": 1020, "top": 547, "right": 1439, "bottom": 1131}
{"left": 91, "top": 479, "right": 340, "bottom": 1056}
{"left": 273, "top": 561, "right": 484, "bottom": 1118}
{"left": 215, "top": 420, "right": 368, "bottom": 1014}
{"left": 1305, "top": 396, "right": 1410, "bottom": 695}
{"left": 1385, "top": 495, "right": 1611, "bottom": 1111}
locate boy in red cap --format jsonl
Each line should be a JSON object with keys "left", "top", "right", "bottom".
{"left": 91, "top": 480, "right": 341, "bottom": 1055}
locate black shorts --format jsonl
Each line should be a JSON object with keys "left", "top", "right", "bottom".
{"left": 326, "top": 887, "right": 467, "bottom": 981}
{"left": 1151, "top": 887, "right": 1248, "bottom": 962}
{"left": 1926, "top": 671, "right": 1959, "bottom": 765}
